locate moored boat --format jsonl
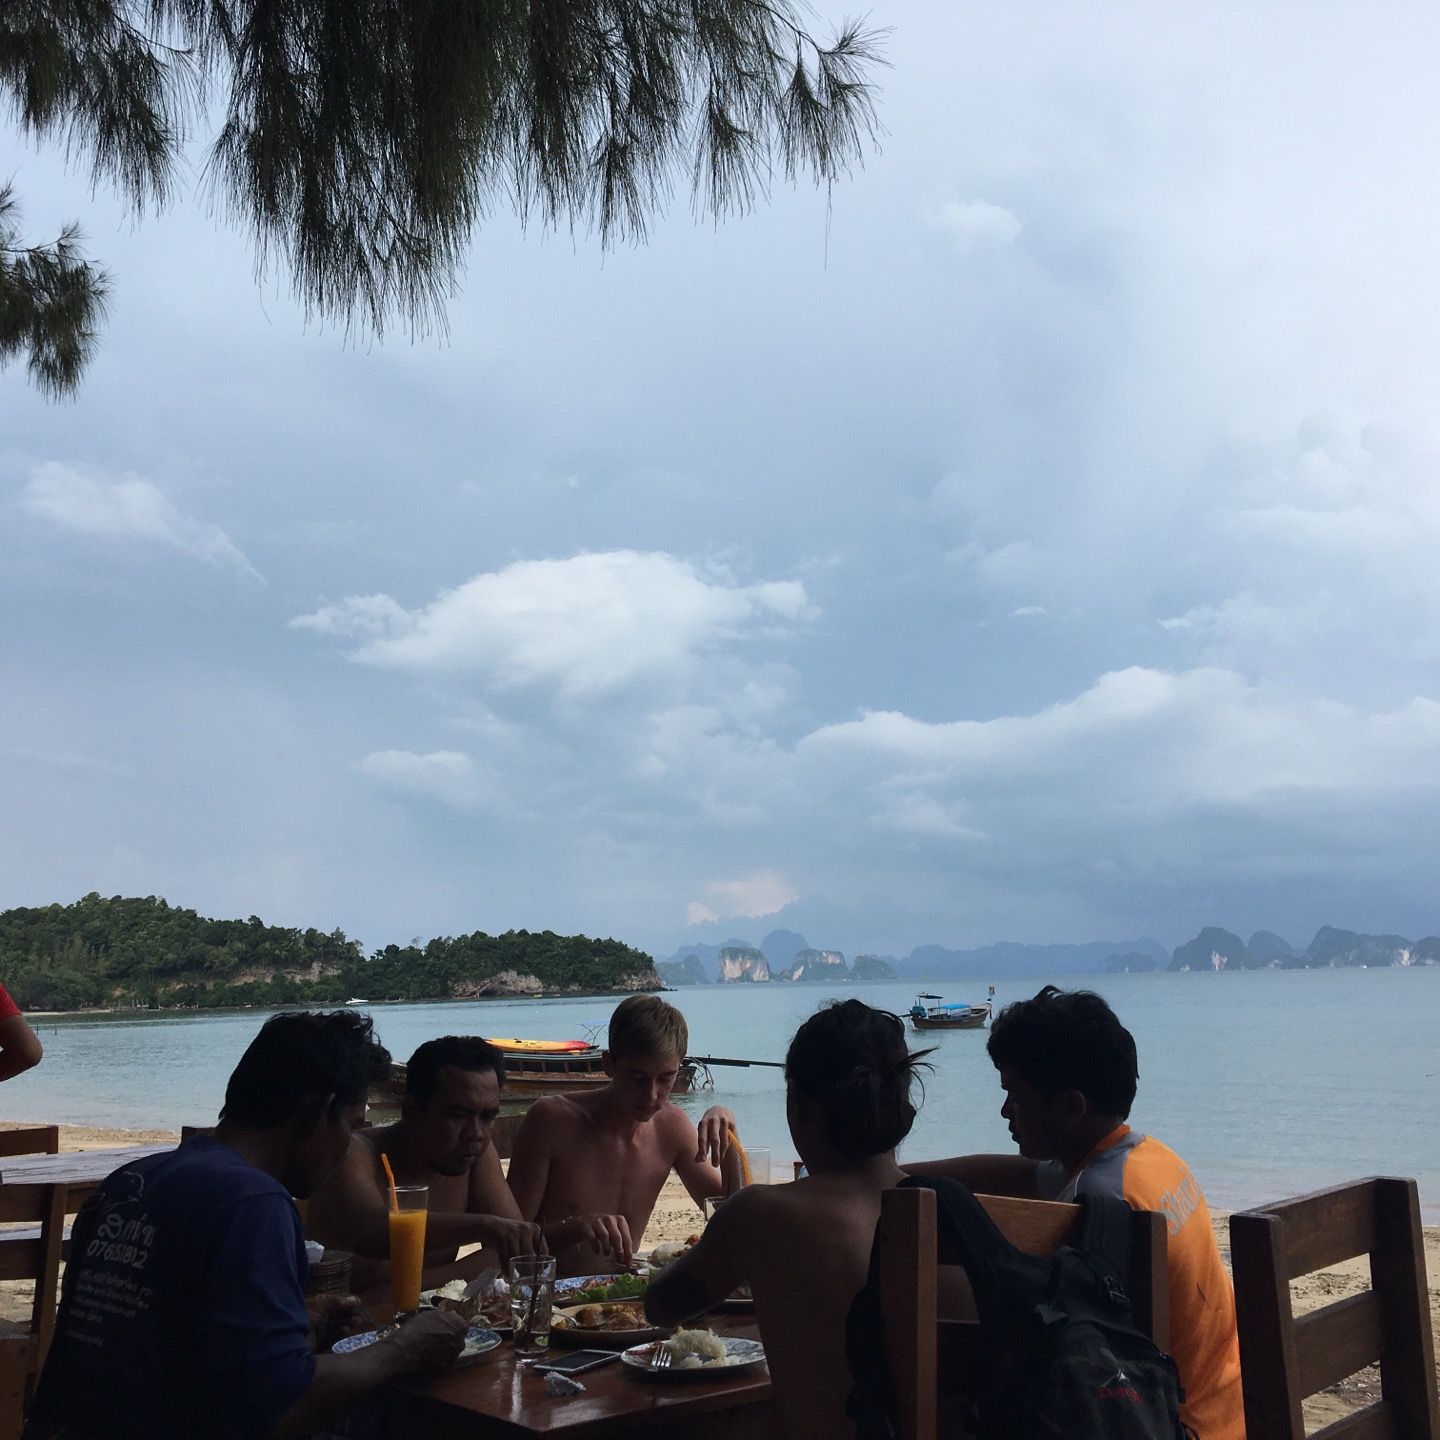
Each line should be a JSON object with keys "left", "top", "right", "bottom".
{"left": 370, "top": 1037, "right": 700, "bottom": 1108}
{"left": 907, "top": 993, "right": 992, "bottom": 1031}
{"left": 498, "top": 1040, "right": 609, "bottom": 1094}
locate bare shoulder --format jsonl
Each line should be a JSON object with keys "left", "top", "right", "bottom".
{"left": 344, "top": 1126, "right": 385, "bottom": 1171}
{"left": 655, "top": 1102, "right": 698, "bottom": 1148}
{"left": 356, "top": 1121, "right": 394, "bottom": 1150}
{"left": 515, "top": 1095, "right": 582, "bottom": 1142}
{"left": 710, "top": 1180, "right": 791, "bottom": 1244}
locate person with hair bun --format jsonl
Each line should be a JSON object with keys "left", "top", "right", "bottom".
{"left": 647, "top": 1000, "right": 955, "bottom": 1440}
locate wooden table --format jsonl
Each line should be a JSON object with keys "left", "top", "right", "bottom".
{"left": 0, "top": 1145, "right": 172, "bottom": 1209}
{"left": 381, "top": 1314, "right": 776, "bottom": 1440}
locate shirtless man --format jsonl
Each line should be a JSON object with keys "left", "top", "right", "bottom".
{"left": 307, "top": 1035, "right": 629, "bottom": 1288}
{"left": 645, "top": 1000, "right": 952, "bottom": 1440}
{"left": 506, "top": 996, "right": 740, "bottom": 1278}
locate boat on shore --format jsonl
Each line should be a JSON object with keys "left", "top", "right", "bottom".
{"left": 907, "top": 993, "right": 992, "bottom": 1031}
{"left": 492, "top": 1038, "right": 610, "bottom": 1094}
{"left": 370, "top": 1037, "right": 701, "bottom": 1110}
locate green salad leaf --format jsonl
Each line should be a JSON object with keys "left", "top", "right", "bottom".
{"left": 565, "top": 1273, "right": 648, "bottom": 1306}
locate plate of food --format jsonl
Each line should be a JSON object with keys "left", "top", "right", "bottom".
{"left": 551, "top": 1301, "right": 666, "bottom": 1348}
{"left": 420, "top": 1278, "right": 511, "bottom": 1331}
{"left": 643, "top": 1237, "right": 700, "bottom": 1268}
{"left": 555, "top": 1273, "right": 650, "bottom": 1306}
{"left": 333, "top": 1323, "right": 502, "bottom": 1367}
{"left": 621, "top": 1329, "right": 766, "bottom": 1378}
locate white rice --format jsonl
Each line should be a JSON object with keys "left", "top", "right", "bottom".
{"left": 667, "top": 1329, "right": 731, "bottom": 1367}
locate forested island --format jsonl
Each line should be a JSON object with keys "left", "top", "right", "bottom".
{"left": 0, "top": 895, "right": 662, "bottom": 1011}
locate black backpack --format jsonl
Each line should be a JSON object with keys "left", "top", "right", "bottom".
{"left": 846, "top": 1175, "right": 1194, "bottom": 1440}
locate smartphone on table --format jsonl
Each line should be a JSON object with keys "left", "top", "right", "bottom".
{"left": 530, "top": 1350, "right": 620, "bottom": 1375}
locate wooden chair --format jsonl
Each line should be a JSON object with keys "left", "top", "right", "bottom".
{"left": 877, "top": 1186, "right": 1169, "bottom": 1440}
{"left": 0, "top": 1128, "right": 67, "bottom": 1315}
{"left": 0, "top": 1183, "right": 67, "bottom": 1440}
{"left": 0, "top": 1130, "right": 58, "bottom": 1161}
{"left": 1230, "top": 1177, "right": 1440, "bottom": 1440}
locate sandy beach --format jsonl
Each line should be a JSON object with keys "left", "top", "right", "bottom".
{"left": 5, "top": 1122, "right": 1437, "bottom": 1424}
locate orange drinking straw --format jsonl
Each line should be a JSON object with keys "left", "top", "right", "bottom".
{"left": 380, "top": 1152, "right": 399, "bottom": 1211}
{"left": 726, "top": 1127, "right": 752, "bottom": 1186}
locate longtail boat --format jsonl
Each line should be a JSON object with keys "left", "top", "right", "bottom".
{"left": 907, "top": 993, "right": 992, "bottom": 1031}
{"left": 370, "top": 1037, "right": 699, "bottom": 1108}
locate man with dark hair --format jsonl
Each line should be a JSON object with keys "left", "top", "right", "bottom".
{"left": 308, "top": 1034, "right": 630, "bottom": 1285}
{"left": 26, "top": 1011, "right": 466, "bottom": 1440}
{"left": 908, "top": 986, "right": 1244, "bottom": 1440}
{"left": 646, "top": 1001, "right": 961, "bottom": 1440}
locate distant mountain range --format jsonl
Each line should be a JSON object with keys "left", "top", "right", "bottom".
{"left": 1168, "top": 925, "right": 1440, "bottom": 971}
{"left": 655, "top": 931, "right": 1170, "bottom": 986}
{"left": 655, "top": 923, "right": 1440, "bottom": 986}
{"left": 654, "top": 934, "right": 900, "bottom": 986}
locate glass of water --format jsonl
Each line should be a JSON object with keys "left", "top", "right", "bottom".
{"left": 508, "top": 1254, "right": 556, "bottom": 1355}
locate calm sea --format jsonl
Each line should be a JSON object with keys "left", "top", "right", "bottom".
{"left": 4, "top": 970, "right": 1437, "bottom": 1219}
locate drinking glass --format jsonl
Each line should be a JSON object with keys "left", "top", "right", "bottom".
{"left": 509, "top": 1254, "right": 556, "bottom": 1355}
{"left": 744, "top": 1146, "right": 771, "bottom": 1185}
{"left": 388, "top": 1185, "right": 428, "bottom": 1317}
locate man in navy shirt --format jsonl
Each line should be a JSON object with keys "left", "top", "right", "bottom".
{"left": 27, "top": 1011, "right": 466, "bottom": 1440}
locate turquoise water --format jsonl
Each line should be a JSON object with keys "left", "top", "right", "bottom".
{"left": 4, "top": 969, "right": 1437, "bottom": 1219}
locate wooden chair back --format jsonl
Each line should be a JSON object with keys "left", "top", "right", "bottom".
{"left": 1230, "top": 1176, "right": 1439, "bottom": 1440}
{"left": 0, "top": 1183, "right": 68, "bottom": 1440}
{"left": 877, "top": 1186, "right": 1170, "bottom": 1440}
{"left": 0, "top": 1129, "right": 58, "bottom": 1160}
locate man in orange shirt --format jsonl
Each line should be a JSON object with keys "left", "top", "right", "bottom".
{"left": 908, "top": 986, "right": 1245, "bottom": 1440}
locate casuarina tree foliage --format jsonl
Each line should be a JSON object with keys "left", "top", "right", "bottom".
{"left": 1, "top": 1, "right": 884, "bottom": 397}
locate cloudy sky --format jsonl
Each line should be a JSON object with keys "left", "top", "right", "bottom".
{"left": 5, "top": 3, "right": 1440, "bottom": 960}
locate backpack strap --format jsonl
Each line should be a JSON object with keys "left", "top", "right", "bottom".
{"left": 1075, "top": 1192, "right": 1134, "bottom": 1276}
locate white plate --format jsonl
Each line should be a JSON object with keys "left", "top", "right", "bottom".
{"left": 332, "top": 1324, "right": 502, "bottom": 1366}
{"left": 332, "top": 1327, "right": 393, "bottom": 1355}
{"left": 621, "top": 1336, "right": 766, "bottom": 1378}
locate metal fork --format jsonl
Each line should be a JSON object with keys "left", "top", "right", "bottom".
{"left": 648, "top": 1340, "right": 672, "bottom": 1372}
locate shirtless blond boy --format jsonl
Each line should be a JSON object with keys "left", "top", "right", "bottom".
{"left": 646, "top": 1000, "right": 960, "bottom": 1440}
{"left": 307, "top": 1035, "right": 629, "bottom": 1288}
{"left": 506, "top": 996, "right": 739, "bottom": 1277}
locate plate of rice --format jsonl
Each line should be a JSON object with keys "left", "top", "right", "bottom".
{"left": 621, "top": 1329, "right": 766, "bottom": 1378}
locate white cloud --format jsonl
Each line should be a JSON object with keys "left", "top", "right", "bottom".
{"left": 686, "top": 870, "right": 798, "bottom": 924}
{"left": 801, "top": 667, "right": 1440, "bottom": 814}
{"left": 872, "top": 788, "right": 989, "bottom": 841}
{"left": 21, "top": 462, "right": 262, "bottom": 581}
{"left": 929, "top": 198, "right": 1023, "bottom": 251}
{"left": 291, "top": 593, "right": 410, "bottom": 641}
{"left": 292, "top": 551, "right": 812, "bottom": 699}
{"left": 356, "top": 749, "right": 500, "bottom": 810}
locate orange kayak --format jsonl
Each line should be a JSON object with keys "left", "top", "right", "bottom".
{"left": 485, "top": 1037, "right": 597, "bottom": 1055}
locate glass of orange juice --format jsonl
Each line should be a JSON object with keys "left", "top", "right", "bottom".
{"left": 389, "top": 1185, "right": 428, "bottom": 1316}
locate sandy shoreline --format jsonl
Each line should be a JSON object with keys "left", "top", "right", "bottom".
{"left": 6, "top": 1122, "right": 1436, "bottom": 1423}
